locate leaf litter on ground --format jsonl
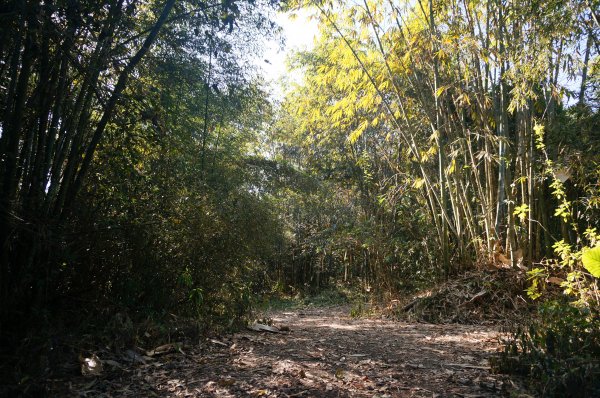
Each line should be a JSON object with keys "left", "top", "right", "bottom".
{"left": 46, "top": 306, "right": 528, "bottom": 397}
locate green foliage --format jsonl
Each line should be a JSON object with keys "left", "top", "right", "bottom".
{"left": 254, "top": 296, "right": 302, "bottom": 312}
{"left": 0, "top": 0, "right": 598, "bottom": 392}
{"left": 253, "top": 287, "right": 353, "bottom": 316}
{"left": 0, "top": 2, "right": 287, "bottom": 391}
{"left": 302, "top": 288, "right": 350, "bottom": 307}
{"left": 525, "top": 155, "right": 600, "bottom": 307}
{"left": 494, "top": 300, "right": 600, "bottom": 397}
{"left": 280, "top": 5, "right": 599, "bottom": 394}
{"left": 526, "top": 238, "right": 599, "bottom": 306}
{"left": 349, "top": 302, "right": 376, "bottom": 318}
{"left": 513, "top": 204, "right": 530, "bottom": 222}
{"left": 582, "top": 246, "right": 600, "bottom": 278}
{"left": 282, "top": 0, "right": 600, "bottom": 288}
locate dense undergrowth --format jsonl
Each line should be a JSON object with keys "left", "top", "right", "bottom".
{"left": 1, "top": 0, "right": 599, "bottom": 396}
{"left": 493, "top": 300, "right": 600, "bottom": 397}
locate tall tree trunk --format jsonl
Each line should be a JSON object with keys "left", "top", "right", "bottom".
{"left": 579, "top": 32, "right": 592, "bottom": 105}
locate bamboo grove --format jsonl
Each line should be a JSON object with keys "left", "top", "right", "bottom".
{"left": 0, "top": 0, "right": 283, "bottom": 341}
{"left": 0, "top": 0, "right": 599, "bottom": 350}
{"left": 273, "top": 0, "right": 600, "bottom": 293}
{"left": 0, "top": 0, "right": 599, "bottom": 391}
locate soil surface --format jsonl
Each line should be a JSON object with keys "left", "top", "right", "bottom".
{"left": 48, "top": 307, "right": 519, "bottom": 397}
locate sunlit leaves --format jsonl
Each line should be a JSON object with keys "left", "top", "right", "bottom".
{"left": 582, "top": 246, "right": 600, "bottom": 278}
{"left": 534, "top": 124, "right": 546, "bottom": 150}
{"left": 412, "top": 178, "right": 425, "bottom": 189}
{"left": 513, "top": 203, "right": 530, "bottom": 222}
{"left": 435, "top": 85, "right": 450, "bottom": 98}
{"left": 282, "top": 0, "right": 599, "bottom": 294}
{"left": 349, "top": 120, "right": 369, "bottom": 143}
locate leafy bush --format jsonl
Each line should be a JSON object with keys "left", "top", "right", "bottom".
{"left": 493, "top": 300, "right": 600, "bottom": 397}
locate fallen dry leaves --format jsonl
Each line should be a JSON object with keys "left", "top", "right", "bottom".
{"left": 46, "top": 307, "right": 522, "bottom": 397}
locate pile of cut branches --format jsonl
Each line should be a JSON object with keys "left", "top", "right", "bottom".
{"left": 389, "top": 269, "right": 534, "bottom": 324}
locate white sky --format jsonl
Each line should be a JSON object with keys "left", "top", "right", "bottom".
{"left": 258, "top": 10, "right": 320, "bottom": 100}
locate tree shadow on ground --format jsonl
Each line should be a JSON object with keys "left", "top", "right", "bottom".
{"left": 44, "top": 307, "right": 522, "bottom": 397}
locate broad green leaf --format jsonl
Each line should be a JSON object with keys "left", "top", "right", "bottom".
{"left": 582, "top": 246, "right": 600, "bottom": 278}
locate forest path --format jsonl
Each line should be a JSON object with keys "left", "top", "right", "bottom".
{"left": 52, "top": 307, "right": 514, "bottom": 397}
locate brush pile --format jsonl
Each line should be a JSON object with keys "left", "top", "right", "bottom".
{"left": 390, "top": 268, "right": 535, "bottom": 324}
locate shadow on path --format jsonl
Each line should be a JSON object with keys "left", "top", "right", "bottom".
{"left": 48, "top": 307, "right": 515, "bottom": 397}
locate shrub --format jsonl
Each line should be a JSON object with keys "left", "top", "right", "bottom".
{"left": 493, "top": 300, "right": 600, "bottom": 397}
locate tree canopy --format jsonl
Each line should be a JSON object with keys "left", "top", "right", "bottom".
{"left": 0, "top": 0, "right": 599, "bottom": 395}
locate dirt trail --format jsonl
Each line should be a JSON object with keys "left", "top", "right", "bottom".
{"left": 49, "top": 307, "right": 515, "bottom": 397}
